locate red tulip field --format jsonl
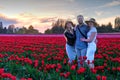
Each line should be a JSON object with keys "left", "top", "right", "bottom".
{"left": 0, "top": 34, "right": 120, "bottom": 80}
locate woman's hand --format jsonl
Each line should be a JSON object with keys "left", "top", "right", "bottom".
{"left": 80, "top": 38, "right": 86, "bottom": 41}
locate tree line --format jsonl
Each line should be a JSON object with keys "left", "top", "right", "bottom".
{"left": 0, "top": 25, "right": 40, "bottom": 34}
{"left": 0, "top": 17, "right": 120, "bottom": 34}
{"left": 45, "top": 18, "right": 120, "bottom": 34}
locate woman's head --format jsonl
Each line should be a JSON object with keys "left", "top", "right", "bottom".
{"left": 85, "top": 18, "right": 97, "bottom": 27}
{"left": 65, "top": 21, "right": 74, "bottom": 30}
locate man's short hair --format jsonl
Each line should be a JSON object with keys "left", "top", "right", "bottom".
{"left": 77, "top": 15, "right": 83, "bottom": 18}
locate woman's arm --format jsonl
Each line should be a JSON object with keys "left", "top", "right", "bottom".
{"left": 81, "top": 32, "right": 97, "bottom": 43}
{"left": 73, "top": 25, "right": 77, "bottom": 31}
{"left": 95, "top": 39, "right": 98, "bottom": 44}
{"left": 64, "top": 35, "right": 67, "bottom": 42}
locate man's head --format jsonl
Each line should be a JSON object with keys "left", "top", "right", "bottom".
{"left": 77, "top": 15, "right": 84, "bottom": 24}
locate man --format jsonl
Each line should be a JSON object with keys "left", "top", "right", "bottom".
{"left": 75, "top": 15, "right": 89, "bottom": 68}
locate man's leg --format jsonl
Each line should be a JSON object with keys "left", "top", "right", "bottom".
{"left": 75, "top": 48, "right": 82, "bottom": 68}
{"left": 81, "top": 48, "right": 87, "bottom": 66}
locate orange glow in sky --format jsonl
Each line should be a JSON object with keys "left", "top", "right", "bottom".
{"left": 0, "top": 0, "right": 120, "bottom": 33}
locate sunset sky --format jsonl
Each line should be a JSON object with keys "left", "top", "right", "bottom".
{"left": 0, "top": 0, "right": 120, "bottom": 33}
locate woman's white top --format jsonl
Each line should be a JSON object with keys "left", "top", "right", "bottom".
{"left": 87, "top": 27, "right": 97, "bottom": 47}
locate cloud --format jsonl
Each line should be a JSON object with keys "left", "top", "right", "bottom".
{"left": 0, "top": 6, "right": 4, "bottom": 9}
{"left": 39, "top": 17, "right": 57, "bottom": 23}
{"left": 97, "top": 15, "right": 120, "bottom": 27}
{"left": 34, "top": 25, "right": 53, "bottom": 33}
{"left": 1, "top": 12, "right": 119, "bottom": 33}
{"left": 18, "top": 13, "right": 35, "bottom": 18}
{"left": 12, "top": 13, "right": 58, "bottom": 33}
{"left": 95, "top": 11, "right": 104, "bottom": 16}
{"left": 66, "top": 0, "right": 75, "bottom": 2}
{"left": 0, "top": 13, "right": 57, "bottom": 33}
{"left": 0, "top": 13, "right": 18, "bottom": 27}
{"left": 79, "top": 0, "right": 120, "bottom": 13}
{"left": 17, "top": 13, "right": 57, "bottom": 23}
{"left": 99, "top": 0, "right": 120, "bottom": 8}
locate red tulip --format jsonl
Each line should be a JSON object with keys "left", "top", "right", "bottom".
{"left": 112, "top": 67, "right": 116, "bottom": 71}
{"left": 103, "top": 63, "right": 107, "bottom": 67}
{"left": 27, "top": 78, "right": 33, "bottom": 80}
{"left": 102, "top": 76, "right": 107, "bottom": 80}
{"left": 107, "top": 67, "right": 110, "bottom": 71}
{"left": 87, "top": 60, "right": 90, "bottom": 64}
{"left": 11, "top": 76, "right": 16, "bottom": 80}
{"left": 66, "top": 72, "right": 70, "bottom": 76}
{"left": 60, "top": 73, "right": 64, "bottom": 76}
{"left": 70, "top": 65, "right": 76, "bottom": 70}
{"left": 34, "top": 60, "right": 39, "bottom": 67}
{"left": 20, "top": 78, "right": 26, "bottom": 80}
{"left": 41, "top": 60, "right": 44, "bottom": 65}
{"left": 96, "top": 75, "right": 101, "bottom": 80}
{"left": 117, "top": 67, "right": 120, "bottom": 71}
{"left": 0, "top": 68, "right": 4, "bottom": 75}
{"left": 91, "top": 68, "right": 97, "bottom": 74}
{"left": 77, "top": 67, "right": 86, "bottom": 74}
{"left": 56, "top": 68, "right": 59, "bottom": 72}
{"left": 83, "top": 56, "right": 87, "bottom": 60}
{"left": 57, "top": 63, "right": 62, "bottom": 69}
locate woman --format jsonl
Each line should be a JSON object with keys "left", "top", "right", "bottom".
{"left": 81, "top": 18, "right": 97, "bottom": 68}
{"left": 64, "top": 21, "right": 76, "bottom": 64}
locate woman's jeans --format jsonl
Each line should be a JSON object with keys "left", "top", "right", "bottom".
{"left": 66, "top": 44, "right": 76, "bottom": 64}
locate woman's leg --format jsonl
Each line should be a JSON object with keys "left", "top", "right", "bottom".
{"left": 86, "top": 47, "right": 96, "bottom": 68}
{"left": 66, "top": 44, "right": 76, "bottom": 64}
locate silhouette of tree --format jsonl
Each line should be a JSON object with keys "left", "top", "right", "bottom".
{"left": 45, "top": 29, "right": 52, "bottom": 34}
{"left": 7, "top": 24, "right": 15, "bottom": 34}
{"left": 26, "top": 25, "right": 39, "bottom": 34}
{"left": 115, "top": 17, "right": 120, "bottom": 31}
{"left": 3, "top": 27, "right": 7, "bottom": 34}
{"left": 16, "top": 27, "right": 27, "bottom": 34}
{"left": 44, "top": 19, "right": 65, "bottom": 34}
